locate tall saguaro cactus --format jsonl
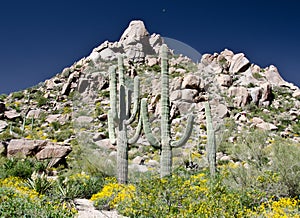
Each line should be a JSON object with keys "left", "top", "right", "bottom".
{"left": 108, "top": 55, "right": 142, "bottom": 184}
{"left": 141, "top": 44, "right": 194, "bottom": 178}
{"left": 205, "top": 102, "right": 216, "bottom": 177}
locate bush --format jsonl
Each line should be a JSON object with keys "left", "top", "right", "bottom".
{"left": 0, "top": 94, "right": 7, "bottom": 101}
{"left": 271, "top": 139, "right": 300, "bottom": 197}
{"left": 104, "top": 168, "right": 299, "bottom": 217}
{"left": 52, "top": 172, "right": 105, "bottom": 200}
{"left": 220, "top": 131, "right": 300, "bottom": 199}
{"left": 114, "top": 169, "right": 260, "bottom": 217}
{"left": 0, "top": 158, "right": 35, "bottom": 179}
{"left": 91, "top": 177, "right": 135, "bottom": 210}
{"left": 30, "top": 90, "right": 49, "bottom": 107}
{"left": 0, "top": 177, "right": 76, "bottom": 217}
{"left": 25, "top": 172, "right": 52, "bottom": 195}
{"left": 37, "top": 96, "right": 49, "bottom": 107}
{"left": 11, "top": 91, "right": 24, "bottom": 100}
{"left": 56, "top": 129, "right": 73, "bottom": 142}
{"left": 0, "top": 158, "right": 50, "bottom": 180}
{"left": 0, "top": 130, "right": 13, "bottom": 141}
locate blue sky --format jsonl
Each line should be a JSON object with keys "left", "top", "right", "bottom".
{"left": 0, "top": 0, "right": 299, "bottom": 94}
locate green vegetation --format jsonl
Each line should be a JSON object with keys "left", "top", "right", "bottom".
{"left": 0, "top": 156, "right": 106, "bottom": 216}
{"left": 0, "top": 182, "right": 76, "bottom": 217}
{"left": 0, "top": 129, "right": 14, "bottom": 141}
{"left": 273, "top": 86, "right": 293, "bottom": 98}
{"left": 0, "top": 94, "right": 7, "bottom": 101}
{"left": 148, "top": 64, "right": 161, "bottom": 73}
{"left": 0, "top": 41, "right": 299, "bottom": 217}
{"left": 90, "top": 165, "right": 300, "bottom": 217}
{"left": 98, "top": 90, "right": 110, "bottom": 98}
{"left": 94, "top": 102, "right": 105, "bottom": 117}
{"left": 37, "top": 96, "right": 49, "bottom": 107}
{"left": 11, "top": 91, "right": 24, "bottom": 100}
{"left": 253, "top": 72, "right": 264, "bottom": 79}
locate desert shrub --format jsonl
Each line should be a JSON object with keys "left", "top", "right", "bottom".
{"left": 248, "top": 197, "right": 300, "bottom": 217}
{"left": 91, "top": 177, "right": 135, "bottom": 210}
{"left": 55, "top": 129, "right": 73, "bottom": 142}
{"left": 98, "top": 90, "right": 110, "bottom": 98}
{"left": 0, "top": 93, "right": 7, "bottom": 101}
{"left": 291, "top": 120, "right": 300, "bottom": 136}
{"left": 114, "top": 169, "right": 259, "bottom": 217}
{"left": 52, "top": 172, "right": 105, "bottom": 200}
{"left": 148, "top": 64, "right": 161, "bottom": 73}
{"left": 103, "top": 168, "right": 299, "bottom": 217}
{"left": 230, "top": 129, "right": 270, "bottom": 167}
{"left": 0, "top": 158, "right": 35, "bottom": 179}
{"left": 0, "top": 177, "right": 76, "bottom": 217}
{"left": 67, "top": 134, "right": 116, "bottom": 177}
{"left": 94, "top": 101, "right": 105, "bottom": 117}
{"left": 220, "top": 162, "right": 279, "bottom": 204}
{"left": 253, "top": 72, "right": 263, "bottom": 79}
{"left": 50, "top": 121, "right": 61, "bottom": 131}
{"left": 0, "top": 158, "right": 50, "bottom": 180}
{"left": 270, "top": 138, "right": 300, "bottom": 197}
{"left": 37, "top": 96, "right": 49, "bottom": 107}
{"left": 273, "top": 86, "right": 292, "bottom": 98}
{"left": 11, "top": 91, "right": 24, "bottom": 100}
{"left": 219, "top": 130, "right": 281, "bottom": 198}
{"left": 63, "top": 105, "right": 72, "bottom": 114}
{"left": 25, "top": 172, "right": 53, "bottom": 195}
{"left": 221, "top": 131, "right": 300, "bottom": 199}
{"left": 0, "top": 130, "right": 13, "bottom": 141}
{"left": 217, "top": 118, "right": 237, "bottom": 154}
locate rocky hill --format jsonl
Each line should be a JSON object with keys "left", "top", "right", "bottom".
{"left": 0, "top": 20, "right": 299, "bottom": 174}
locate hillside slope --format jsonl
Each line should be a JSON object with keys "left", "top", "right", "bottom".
{"left": 0, "top": 20, "right": 299, "bottom": 174}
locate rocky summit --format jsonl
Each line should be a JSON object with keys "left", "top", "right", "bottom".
{"left": 0, "top": 20, "right": 299, "bottom": 173}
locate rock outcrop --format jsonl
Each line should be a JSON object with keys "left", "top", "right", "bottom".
{"left": 89, "top": 20, "right": 163, "bottom": 63}
{"left": 7, "top": 139, "right": 71, "bottom": 167}
{"left": 0, "top": 19, "right": 299, "bottom": 175}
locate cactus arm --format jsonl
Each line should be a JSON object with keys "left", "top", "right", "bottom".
{"left": 128, "top": 113, "right": 142, "bottom": 145}
{"left": 125, "top": 76, "right": 140, "bottom": 125}
{"left": 125, "top": 88, "right": 132, "bottom": 119}
{"left": 171, "top": 115, "right": 194, "bottom": 148}
{"left": 108, "top": 109, "right": 116, "bottom": 145}
{"left": 205, "top": 102, "right": 216, "bottom": 177}
{"left": 119, "top": 85, "right": 127, "bottom": 130}
{"left": 141, "top": 98, "right": 161, "bottom": 149}
{"left": 118, "top": 55, "right": 125, "bottom": 86}
{"left": 109, "top": 65, "right": 118, "bottom": 120}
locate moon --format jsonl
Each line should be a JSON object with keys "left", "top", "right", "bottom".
{"left": 162, "top": 8, "right": 166, "bottom": 13}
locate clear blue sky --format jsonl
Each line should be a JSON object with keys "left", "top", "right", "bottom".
{"left": 0, "top": 0, "right": 299, "bottom": 94}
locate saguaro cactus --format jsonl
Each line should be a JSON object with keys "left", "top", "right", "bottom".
{"left": 108, "top": 55, "right": 142, "bottom": 184}
{"left": 141, "top": 44, "right": 194, "bottom": 178}
{"left": 204, "top": 102, "right": 216, "bottom": 177}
